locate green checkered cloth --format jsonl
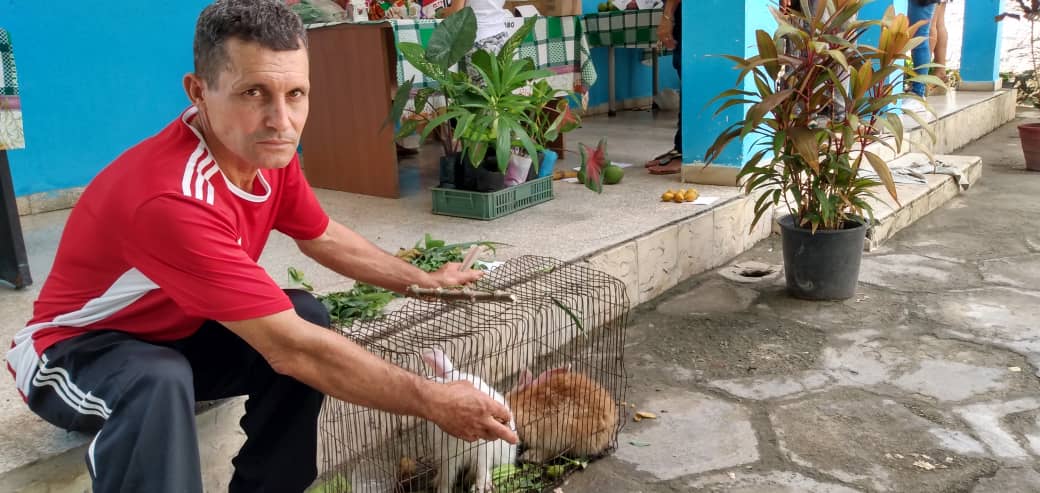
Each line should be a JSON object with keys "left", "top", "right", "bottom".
{"left": 0, "top": 28, "right": 24, "bottom": 151}
{"left": 391, "top": 16, "right": 597, "bottom": 90}
{"left": 582, "top": 9, "right": 662, "bottom": 48}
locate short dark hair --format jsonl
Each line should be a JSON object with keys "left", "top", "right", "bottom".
{"left": 193, "top": 0, "right": 308, "bottom": 87}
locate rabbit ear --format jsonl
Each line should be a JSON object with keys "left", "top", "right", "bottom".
{"left": 421, "top": 348, "right": 454, "bottom": 377}
{"left": 532, "top": 365, "right": 570, "bottom": 386}
{"left": 520, "top": 368, "right": 534, "bottom": 386}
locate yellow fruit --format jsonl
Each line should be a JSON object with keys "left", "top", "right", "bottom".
{"left": 661, "top": 192, "right": 675, "bottom": 201}
{"left": 672, "top": 194, "right": 685, "bottom": 203}
{"left": 684, "top": 190, "right": 698, "bottom": 202}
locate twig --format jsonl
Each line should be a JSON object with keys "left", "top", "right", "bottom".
{"left": 406, "top": 285, "right": 516, "bottom": 302}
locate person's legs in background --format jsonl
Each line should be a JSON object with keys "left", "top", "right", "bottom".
{"left": 672, "top": 6, "right": 682, "bottom": 158}
{"left": 907, "top": 1, "right": 937, "bottom": 97}
{"left": 647, "top": 5, "right": 683, "bottom": 174}
{"left": 930, "top": 1, "right": 948, "bottom": 93}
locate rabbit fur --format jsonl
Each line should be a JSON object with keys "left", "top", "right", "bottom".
{"left": 505, "top": 366, "right": 618, "bottom": 464}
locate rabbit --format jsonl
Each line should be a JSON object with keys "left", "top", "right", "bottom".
{"left": 421, "top": 348, "right": 518, "bottom": 493}
{"left": 505, "top": 365, "right": 619, "bottom": 464}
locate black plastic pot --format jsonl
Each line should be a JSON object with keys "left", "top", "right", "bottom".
{"left": 454, "top": 151, "right": 506, "bottom": 193}
{"left": 438, "top": 154, "right": 458, "bottom": 188}
{"left": 778, "top": 215, "right": 867, "bottom": 301}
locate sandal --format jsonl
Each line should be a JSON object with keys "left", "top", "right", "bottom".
{"left": 647, "top": 158, "right": 682, "bottom": 175}
{"left": 645, "top": 149, "right": 682, "bottom": 168}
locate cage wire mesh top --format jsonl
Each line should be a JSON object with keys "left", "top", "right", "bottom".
{"left": 317, "top": 256, "right": 630, "bottom": 493}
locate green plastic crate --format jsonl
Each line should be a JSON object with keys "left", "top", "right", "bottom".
{"left": 431, "top": 176, "right": 554, "bottom": 220}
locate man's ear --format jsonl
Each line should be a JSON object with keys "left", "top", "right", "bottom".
{"left": 183, "top": 73, "right": 206, "bottom": 109}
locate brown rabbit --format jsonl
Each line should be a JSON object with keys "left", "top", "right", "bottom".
{"left": 505, "top": 366, "right": 619, "bottom": 464}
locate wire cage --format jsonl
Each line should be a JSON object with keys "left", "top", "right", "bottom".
{"left": 317, "top": 256, "right": 630, "bottom": 493}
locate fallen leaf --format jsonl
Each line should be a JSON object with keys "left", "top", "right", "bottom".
{"left": 913, "top": 460, "right": 936, "bottom": 471}
{"left": 728, "top": 472, "right": 736, "bottom": 480}
{"left": 629, "top": 441, "right": 651, "bottom": 447}
{"left": 895, "top": 453, "right": 905, "bottom": 459}
{"left": 633, "top": 415, "right": 642, "bottom": 422}
{"left": 1009, "top": 366, "right": 1022, "bottom": 372}
{"left": 636, "top": 411, "right": 658, "bottom": 419}
{"left": 921, "top": 454, "right": 934, "bottom": 462}
{"left": 885, "top": 453, "right": 894, "bottom": 459}
{"left": 945, "top": 457, "right": 954, "bottom": 463}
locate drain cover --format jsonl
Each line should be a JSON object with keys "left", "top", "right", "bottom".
{"left": 719, "top": 261, "right": 783, "bottom": 284}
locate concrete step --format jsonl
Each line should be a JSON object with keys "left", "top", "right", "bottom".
{"left": 864, "top": 153, "right": 982, "bottom": 251}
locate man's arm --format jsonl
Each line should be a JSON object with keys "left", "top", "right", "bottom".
{"left": 296, "top": 220, "right": 481, "bottom": 294}
{"left": 222, "top": 309, "right": 517, "bottom": 443}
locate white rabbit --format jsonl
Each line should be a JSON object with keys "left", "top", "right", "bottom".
{"left": 421, "top": 348, "right": 518, "bottom": 493}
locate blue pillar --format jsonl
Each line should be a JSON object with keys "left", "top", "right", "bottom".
{"left": 680, "top": 0, "right": 775, "bottom": 185}
{"left": 961, "top": 0, "right": 1004, "bottom": 90}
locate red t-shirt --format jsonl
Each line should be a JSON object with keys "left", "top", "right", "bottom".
{"left": 6, "top": 107, "right": 329, "bottom": 398}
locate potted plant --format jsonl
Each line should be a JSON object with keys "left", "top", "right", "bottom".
{"left": 997, "top": 1, "right": 1040, "bottom": 171}
{"left": 388, "top": 7, "right": 581, "bottom": 192}
{"left": 706, "top": 0, "right": 937, "bottom": 300}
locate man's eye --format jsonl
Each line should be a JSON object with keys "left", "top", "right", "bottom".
{"left": 290, "top": 89, "right": 306, "bottom": 98}
{"left": 243, "top": 88, "right": 261, "bottom": 97}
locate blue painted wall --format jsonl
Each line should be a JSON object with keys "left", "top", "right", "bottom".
{"left": 580, "top": 0, "right": 681, "bottom": 109}
{"left": 680, "top": 0, "right": 776, "bottom": 167}
{"left": 5, "top": 1, "right": 210, "bottom": 196}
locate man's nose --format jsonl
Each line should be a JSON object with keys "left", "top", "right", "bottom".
{"left": 265, "top": 98, "right": 292, "bottom": 133}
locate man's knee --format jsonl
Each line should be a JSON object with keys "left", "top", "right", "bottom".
{"left": 122, "top": 347, "right": 195, "bottom": 404}
{"left": 285, "top": 289, "right": 331, "bottom": 328}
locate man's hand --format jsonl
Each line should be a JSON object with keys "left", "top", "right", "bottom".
{"left": 426, "top": 380, "right": 518, "bottom": 443}
{"left": 657, "top": 17, "right": 676, "bottom": 50}
{"left": 426, "top": 262, "right": 484, "bottom": 288}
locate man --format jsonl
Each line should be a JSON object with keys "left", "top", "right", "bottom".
{"left": 5, "top": 1, "right": 516, "bottom": 491}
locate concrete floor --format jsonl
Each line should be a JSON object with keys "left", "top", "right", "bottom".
{"left": 0, "top": 89, "right": 1016, "bottom": 488}
{"left": 557, "top": 113, "right": 1040, "bottom": 492}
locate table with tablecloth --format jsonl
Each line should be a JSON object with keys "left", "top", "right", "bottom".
{"left": 582, "top": 9, "right": 668, "bottom": 115}
{"left": 391, "top": 16, "right": 597, "bottom": 92}
{"left": 1, "top": 28, "right": 24, "bottom": 151}
{"left": 0, "top": 28, "right": 31, "bottom": 288}
{"left": 301, "top": 17, "right": 596, "bottom": 198}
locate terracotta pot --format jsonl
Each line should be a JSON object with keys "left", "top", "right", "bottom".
{"left": 1017, "top": 123, "right": 1040, "bottom": 172}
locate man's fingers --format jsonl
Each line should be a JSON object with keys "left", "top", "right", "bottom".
{"left": 483, "top": 416, "right": 518, "bottom": 444}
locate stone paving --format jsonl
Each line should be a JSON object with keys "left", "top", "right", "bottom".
{"left": 558, "top": 115, "right": 1040, "bottom": 492}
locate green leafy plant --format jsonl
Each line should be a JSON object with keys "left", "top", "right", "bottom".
{"left": 288, "top": 234, "right": 501, "bottom": 326}
{"left": 491, "top": 457, "right": 589, "bottom": 492}
{"left": 387, "top": 7, "right": 580, "bottom": 172}
{"left": 705, "top": 0, "right": 939, "bottom": 232}
{"left": 578, "top": 139, "right": 608, "bottom": 193}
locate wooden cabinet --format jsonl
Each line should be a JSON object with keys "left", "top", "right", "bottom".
{"left": 303, "top": 23, "right": 401, "bottom": 198}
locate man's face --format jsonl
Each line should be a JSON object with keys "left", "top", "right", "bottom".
{"left": 195, "top": 38, "right": 309, "bottom": 170}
